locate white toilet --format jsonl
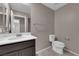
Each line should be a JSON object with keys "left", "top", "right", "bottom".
{"left": 49, "top": 35, "right": 65, "bottom": 55}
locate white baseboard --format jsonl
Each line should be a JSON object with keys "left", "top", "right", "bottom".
{"left": 64, "top": 48, "right": 79, "bottom": 56}
{"left": 36, "top": 46, "right": 51, "bottom": 54}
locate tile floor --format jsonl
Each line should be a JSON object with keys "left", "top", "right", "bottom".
{"left": 37, "top": 46, "right": 75, "bottom": 56}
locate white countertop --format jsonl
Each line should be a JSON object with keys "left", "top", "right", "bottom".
{"left": 0, "top": 34, "right": 37, "bottom": 45}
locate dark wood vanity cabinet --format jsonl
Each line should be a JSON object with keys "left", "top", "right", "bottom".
{"left": 19, "top": 47, "right": 35, "bottom": 56}
{"left": 4, "top": 51, "right": 19, "bottom": 56}
{"left": 0, "top": 39, "right": 35, "bottom": 56}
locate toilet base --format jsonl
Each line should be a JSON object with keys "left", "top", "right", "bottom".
{"left": 52, "top": 46, "right": 64, "bottom": 55}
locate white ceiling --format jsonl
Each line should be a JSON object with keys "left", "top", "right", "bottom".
{"left": 0, "top": 3, "right": 67, "bottom": 15}
{"left": 10, "top": 3, "right": 31, "bottom": 14}
{"left": 9, "top": 3, "right": 67, "bottom": 13}
{"left": 42, "top": 3, "right": 67, "bottom": 11}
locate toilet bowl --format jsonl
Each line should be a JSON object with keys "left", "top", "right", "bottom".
{"left": 49, "top": 35, "right": 65, "bottom": 55}
{"left": 52, "top": 41, "right": 65, "bottom": 55}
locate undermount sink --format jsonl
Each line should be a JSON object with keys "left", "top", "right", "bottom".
{"left": 8, "top": 37, "right": 25, "bottom": 40}
{"left": 0, "top": 36, "right": 13, "bottom": 40}
{"left": 8, "top": 35, "right": 31, "bottom": 40}
{"left": 0, "top": 34, "right": 33, "bottom": 41}
{"left": 0, "top": 38, "right": 6, "bottom": 41}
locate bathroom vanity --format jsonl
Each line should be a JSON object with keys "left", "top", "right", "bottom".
{"left": 0, "top": 3, "right": 34, "bottom": 56}
{"left": 0, "top": 34, "right": 37, "bottom": 56}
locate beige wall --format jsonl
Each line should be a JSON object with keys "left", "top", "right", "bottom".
{"left": 31, "top": 3, "right": 54, "bottom": 51}
{"left": 55, "top": 3, "right": 79, "bottom": 54}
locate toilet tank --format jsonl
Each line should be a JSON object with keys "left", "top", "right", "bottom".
{"left": 49, "top": 34, "right": 55, "bottom": 42}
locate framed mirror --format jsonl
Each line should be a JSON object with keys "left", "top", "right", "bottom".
{"left": 0, "top": 3, "right": 10, "bottom": 33}
{"left": 0, "top": 3, "right": 31, "bottom": 34}
{"left": 11, "top": 10, "right": 28, "bottom": 33}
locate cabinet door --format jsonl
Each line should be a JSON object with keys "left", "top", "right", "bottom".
{"left": 20, "top": 47, "right": 35, "bottom": 56}
{"left": 3, "top": 51, "right": 19, "bottom": 56}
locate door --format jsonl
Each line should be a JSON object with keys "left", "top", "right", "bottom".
{"left": 19, "top": 47, "right": 35, "bottom": 56}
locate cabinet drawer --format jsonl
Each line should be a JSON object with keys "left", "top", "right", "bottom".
{"left": 0, "top": 40, "right": 35, "bottom": 55}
